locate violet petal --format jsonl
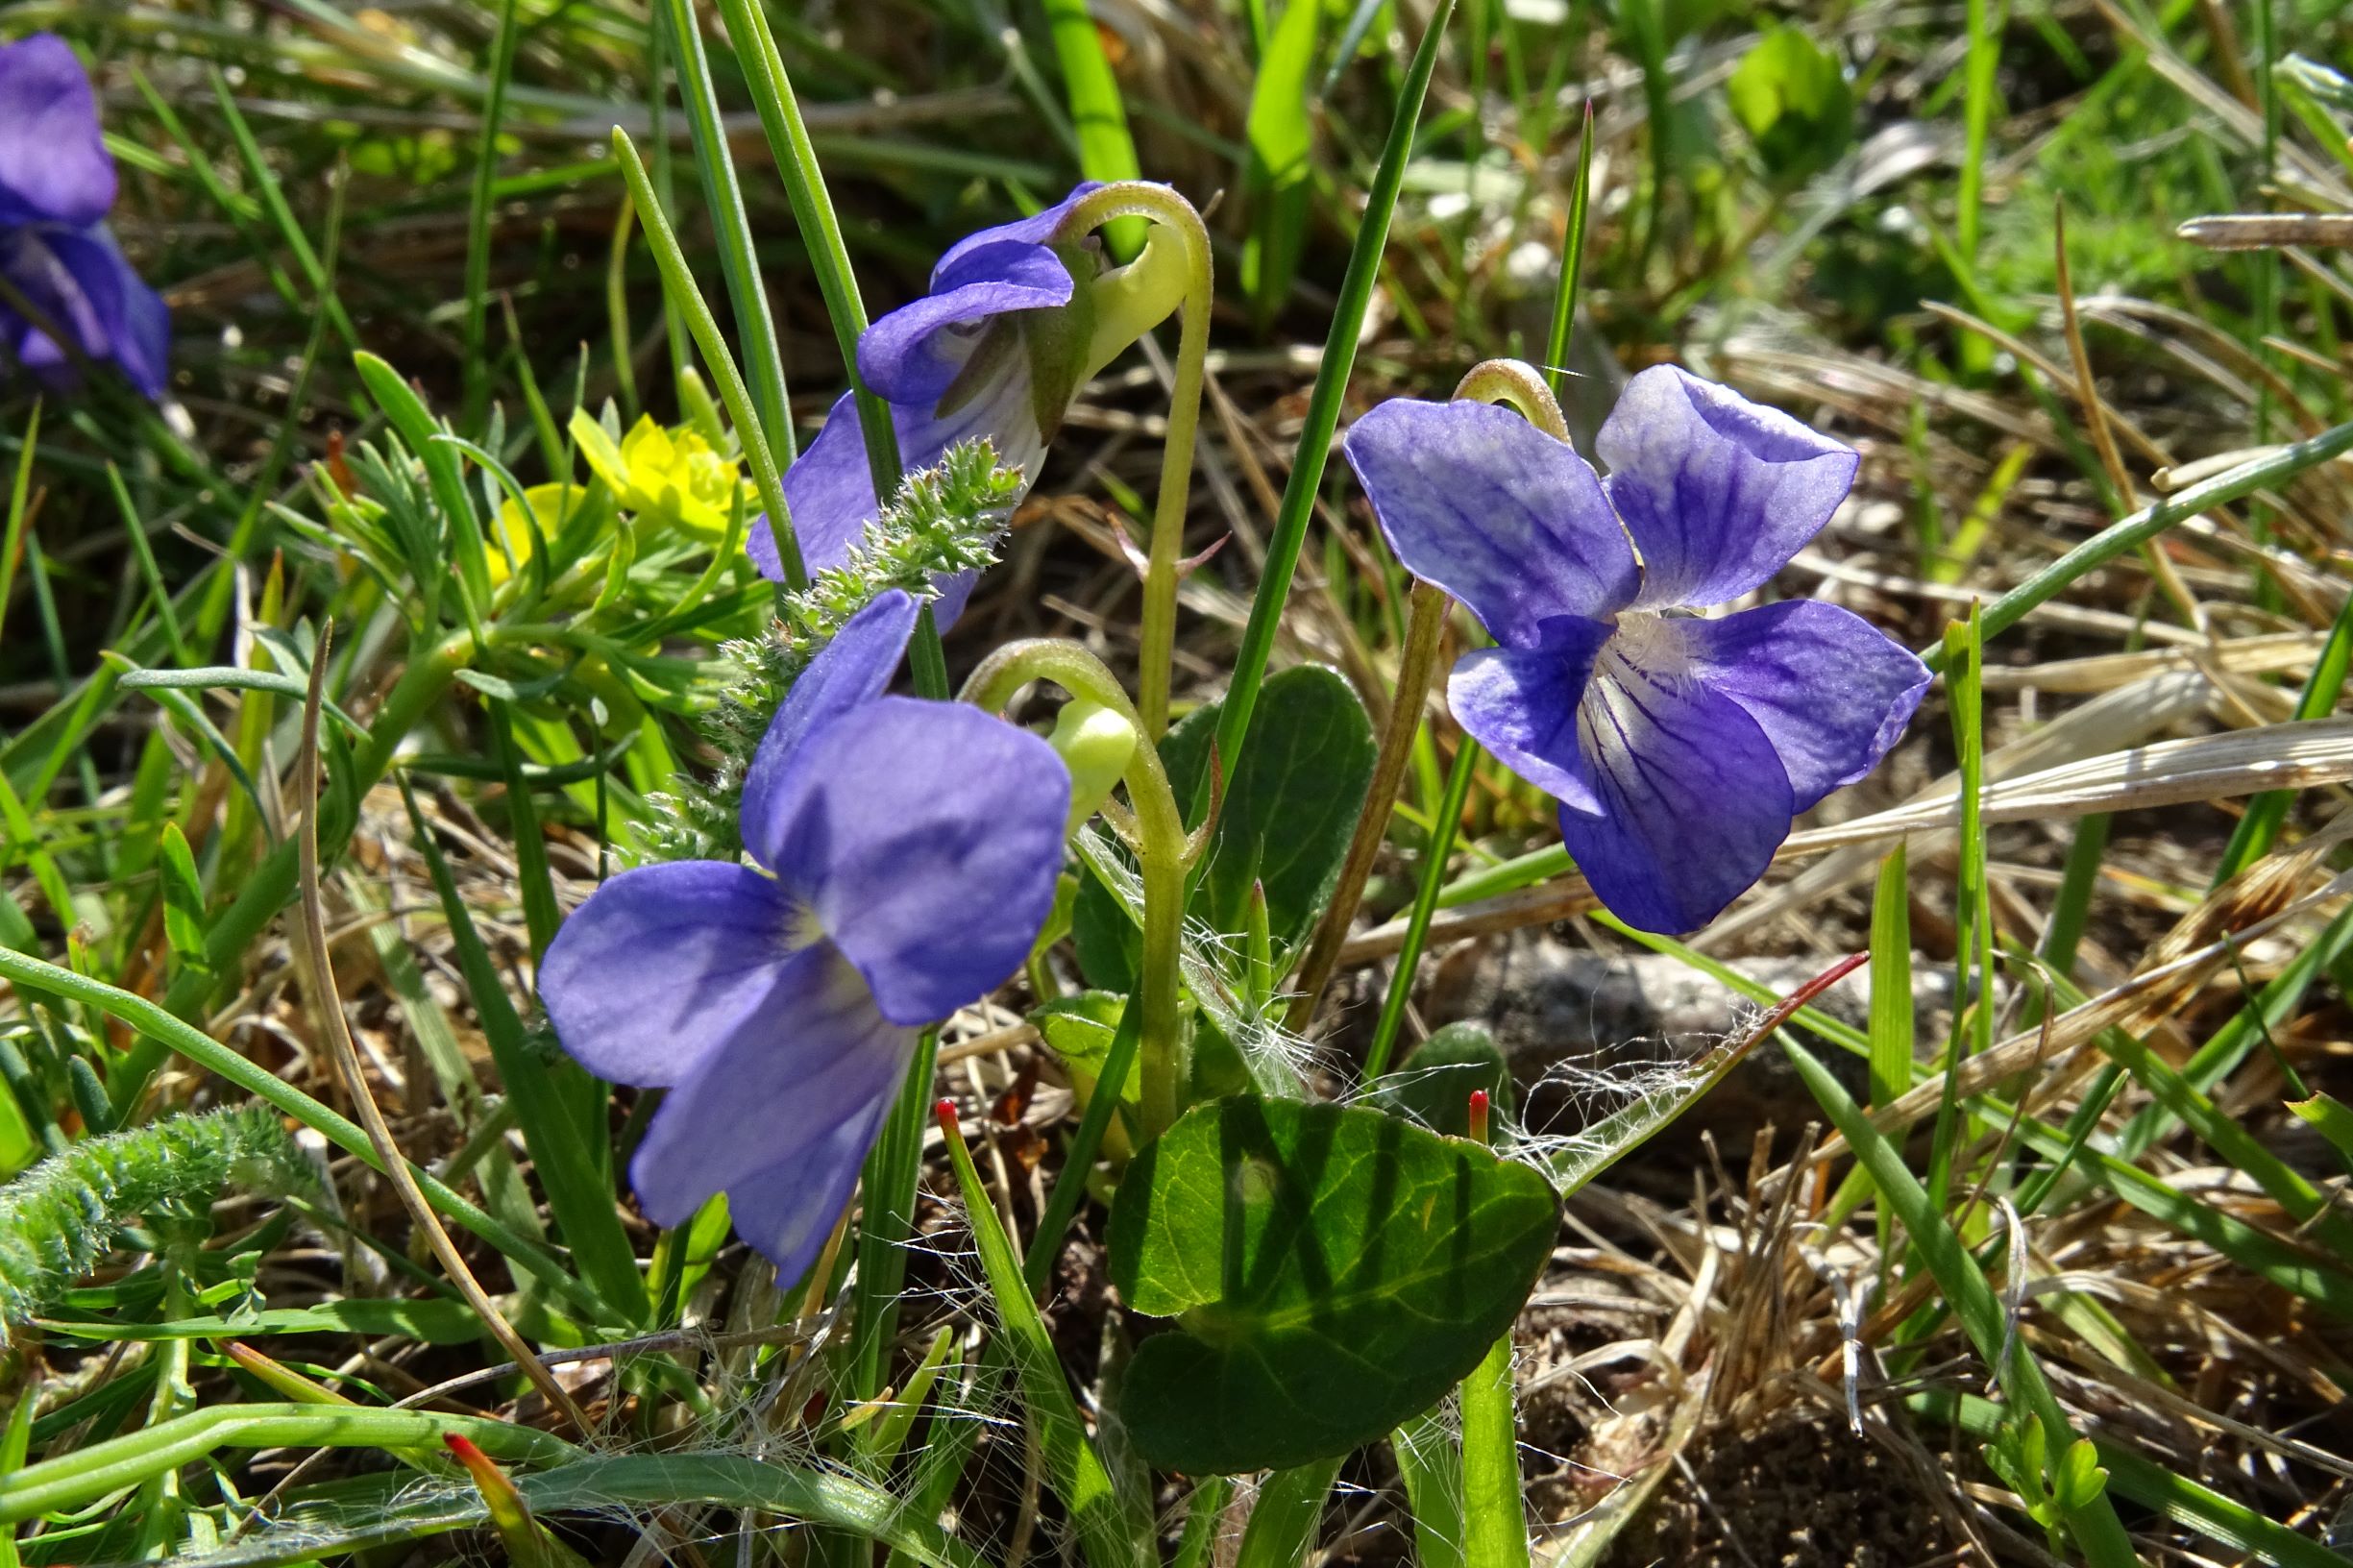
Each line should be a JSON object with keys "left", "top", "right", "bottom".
{"left": 931, "top": 182, "right": 1102, "bottom": 278}
{"left": 738, "top": 587, "right": 919, "bottom": 859}
{"left": 723, "top": 1084, "right": 901, "bottom": 1285}
{"left": 537, "top": 860, "right": 799, "bottom": 1090}
{"left": 1560, "top": 630, "right": 1796, "bottom": 933}
{"left": 1677, "top": 600, "right": 1930, "bottom": 811}
{"left": 1445, "top": 614, "right": 1615, "bottom": 813}
{"left": 1342, "top": 398, "right": 1638, "bottom": 649}
{"left": 856, "top": 245, "right": 1073, "bottom": 407}
{"left": 629, "top": 943, "right": 914, "bottom": 1242}
{"left": 0, "top": 36, "right": 114, "bottom": 228}
{"left": 1596, "top": 366, "right": 1857, "bottom": 611}
{"left": 756, "top": 695, "right": 1069, "bottom": 1025}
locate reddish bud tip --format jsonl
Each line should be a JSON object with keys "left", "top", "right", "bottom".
{"left": 936, "top": 1098, "right": 961, "bottom": 1136}
{"left": 1467, "top": 1089, "right": 1491, "bottom": 1145}
{"left": 444, "top": 1433, "right": 484, "bottom": 1460}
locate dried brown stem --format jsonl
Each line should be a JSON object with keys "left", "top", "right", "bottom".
{"left": 1285, "top": 580, "right": 1452, "bottom": 1031}
{"left": 293, "top": 625, "right": 590, "bottom": 1432}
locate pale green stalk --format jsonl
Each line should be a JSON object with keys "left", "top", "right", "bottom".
{"left": 1054, "top": 183, "right": 1215, "bottom": 738}
{"left": 963, "top": 642, "right": 1189, "bottom": 1138}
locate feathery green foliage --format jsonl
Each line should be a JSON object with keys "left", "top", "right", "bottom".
{"left": 636, "top": 438, "right": 1022, "bottom": 862}
{"left": 0, "top": 1104, "right": 313, "bottom": 1323}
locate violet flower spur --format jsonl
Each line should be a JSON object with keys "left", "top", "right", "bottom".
{"left": 0, "top": 35, "right": 168, "bottom": 399}
{"left": 537, "top": 589, "right": 1070, "bottom": 1279}
{"left": 748, "top": 183, "right": 1186, "bottom": 624}
{"left": 1342, "top": 365, "right": 1930, "bottom": 935}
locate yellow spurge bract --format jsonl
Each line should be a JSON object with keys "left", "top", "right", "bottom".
{"left": 568, "top": 408, "right": 751, "bottom": 540}
{"left": 488, "top": 482, "right": 590, "bottom": 587}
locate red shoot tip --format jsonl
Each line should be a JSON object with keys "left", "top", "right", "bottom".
{"left": 1467, "top": 1089, "right": 1491, "bottom": 1145}
{"left": 936, "top": 1097, "right": 961, "bottom": 1136}
{"left": 444, "top": 1433, "right": 484, "bottom": 1461}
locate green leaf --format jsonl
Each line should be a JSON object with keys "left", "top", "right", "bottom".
{"left": 1726, "top": 25, "right": 1853, "bottom": 184}
{"left": 939, "top": 1113, "right": 1151, "bottom": 1568}
{"left": 1180, "top": 665, "right": 1373, "bottom": 949}
{"left": 351, "top": 352, "right": 491, "bottom": 630}
{"left": 157, "top": 823, "right": 208, "bottom": 972}
{"left": 2290, "top": 1092, "right": 2353, "bottom": 1164}
{"left": 1366, "top": 1021, "right": 1512, "bottom": 1139}
{"left": 1034, "top": 991, "right": 1140, "bottom": 1125}
{"left": 1240, "top": 0, "right": 1323, "bottom": 322}
{"left": 1107, "top": 1097, "right": 1556, "bottom": 1473}
{"left": 1075, "top": 666, "right": 1373, "bottom": 990}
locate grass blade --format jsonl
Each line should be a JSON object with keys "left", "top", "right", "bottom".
{"left": 936, "top": 1101, "right": 1151, "bottom": 1568}
{"left": 1234, "top": 1458, "right": 1341, "bottom": 1568}
{"left": 657, "top": 0, "right": 796, "bottom": 468}
{"left": 1207, "top": 0, "right": 1456, "bottom": 812}
{"left": 1539, "top": 101, "right": 1594, "bottom": 397}
{"left": 1043, "top": 0, "right": 1144, "bottom": 258}
{"left": 608, "top": 130, "right": 800, "bottom": 586}
{"left": 398, "top": 777, "right": 646, "bottom": 1327}
{"left": 462, "top": 0, "right": 523, "bottom": 422}
{"left": 1925, "top": 416, "right": 2353, "bottom": 671}
{"left": 1785, "top": 1040, "right": 2139, "bottom": 1564}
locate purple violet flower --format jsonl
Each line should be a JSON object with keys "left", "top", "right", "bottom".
{"left": 750, "top": 183, "right": 1179, "bottom": 625}
{"left": 538, "top": 589, "right": 1070, "bottom": 1278}
{"left": 1343, "top": 366, "right": 1929, "bottom": 934}
{"left": 0, "top": 35, "right": 169, "bottom": 399}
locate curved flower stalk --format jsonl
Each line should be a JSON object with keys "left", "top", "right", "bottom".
{"left": 748, "top": 182, "right": 1199, "bottom": 630}
{"left": 1343, "top": 363, "right": 1930, "bottom": 934}
{"left": 538, "top": 589, "right": 1070, "bottom": 1280}
{"left": 962, "top": 639, "right": 1193, "bottom": 1139}
{"left": 0, "top": 36, "right": 169, "bottom": 400}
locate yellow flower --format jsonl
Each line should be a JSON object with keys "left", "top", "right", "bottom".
{"left": 488, "top": 482, "right": 590, "bottom": 587}
{"left": 569, "top": 409, "right": 750, "bottom": 540}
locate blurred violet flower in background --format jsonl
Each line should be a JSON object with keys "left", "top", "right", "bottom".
{"left": 0, "top": 34, "right": 168, "bottom": 399}
{"left": 1345, "top": 366, "right": 1929, "bottom": 935}
{"left": 750, "top": 183, "right": 1187, "bottom": 624}
{"left": 538, "top": 589, "right": 1069, "bottom": 1279}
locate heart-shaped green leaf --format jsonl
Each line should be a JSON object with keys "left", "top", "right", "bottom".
{"left": 1107, "top": 1097, "right": 1556, "bottom": 1474}
{"left": 1366, "top": 1021, "right": 1514, "bottom": 1139}
{"left": 1727, "top": 25, "right": 1854, "bottom": 185}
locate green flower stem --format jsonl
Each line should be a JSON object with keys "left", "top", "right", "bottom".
{"left": 609, "top": 129, "right": 804, "bottom": 589}
{"left": 1458, "top": 1331, "right": 1528, "bottom": 1568}
{"left": 1451, "top": 358, "right": 1570, "bottom": 441}
{"left": 1054, "top": 183, "right": 1214, "bottom": 738}
{"left": 1207, "top": 0, "right": 1456, "bottom": 816}
{"left": 0, "top": 1405, "right": 580, "bottom": 1527}
{"left": 1285, "top": 580, "right": 1451, "bottom": 1032}
{"left": 1364, "top": 729, "right": 1479, "bottom": 1083}
{"left": 963, "top": 641, "right": 1189, "bottom": 1139}
{"left": 1357, "top": 359, "right": 1567, "bottom": 1080}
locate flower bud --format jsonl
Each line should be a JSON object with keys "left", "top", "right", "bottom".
{"left": 1047, "top": 698, "right": 1139, "bottom": 837}
{"left": 1079, "top": 224, "right": 1191, "bottom": 384}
